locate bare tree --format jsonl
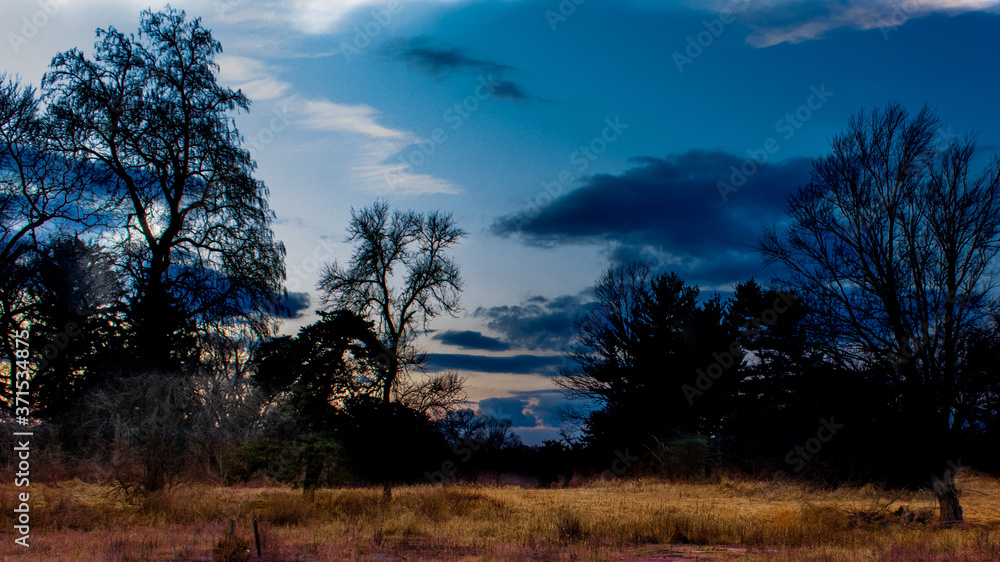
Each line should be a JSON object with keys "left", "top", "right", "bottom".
{"left": 556, "top": 261, "right": 653, "bottom": 405}
{"left": 761, "top": 103, "right": 1000, "bottom": 523}
{"left": 318, "top": 200, "right": 465, "bottom": 499}
{"left": 318, "top": 201, "right": 465, "bottom": 405}
{"left": 397, "top": 371, "right": 468, "bottom": 419}
{"left": 79, "top": 373, "right": 199, "bottom": 493}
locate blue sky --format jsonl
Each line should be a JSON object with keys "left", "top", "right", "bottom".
{"left": 4, "top": 0, "right": 1000, "bottom": 444}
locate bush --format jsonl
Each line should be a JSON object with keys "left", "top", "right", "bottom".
{"left": 213, "top": 533, "right": 251, "bottom": 562}
{"left": 647, "top": 435, "right": 712, "bottom": 479}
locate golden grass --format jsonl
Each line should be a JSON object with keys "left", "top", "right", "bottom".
{"left": 0, "top": 471, "right": 997, "bottom": 560}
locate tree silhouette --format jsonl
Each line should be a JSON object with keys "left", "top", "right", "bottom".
{"left": 27, "top": 236, "right": 127, "bottom": 420}
{"left": 761, "top": 103, "right": 1000, "bottom": 523}
{"left": 317, "top": 200, "right": 465, "bottom": 498}
{"left": 557, "top": 263, "right": 739, "bottom": 461}
{"left": 254, "top": 310, "right": 386, "bottom": 497}
{"left": 42, "top": 8, "right": 285, "bottom": 371}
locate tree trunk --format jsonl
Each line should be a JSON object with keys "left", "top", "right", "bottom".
{"left": 931, "top": 468, "right": 963, "bottom": 524}
{"left": 302, "top": 455, "right": 321, "bottom": 501}
{"left": 379, "top": 346, "right": 397, "bottom": 503}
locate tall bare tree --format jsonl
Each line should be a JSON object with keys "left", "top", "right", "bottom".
{"left": 318, "top": 200, "right": 465, "bottom": 499}
{"left": 761, "top": 103, "right": 1000, "bottom": 523}
{"left": 42, "top": 8, "right": 286, "bottom": 370}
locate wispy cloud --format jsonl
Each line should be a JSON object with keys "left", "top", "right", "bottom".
{"left": 217, "top": 55, "right": 291, "bottom": 100}
{"left": 219, "top": 51, "right": 459, "bottom": 196}
{"left": 285, "top": 0, "right": 470, "bottom": 34}
{"left": 352, "top": 135, "right": 462, "bottom": 195}
{"left": 690, "top": 0, "right": 1000, "bottom": 47}
{"left": 292, "top": 97, "right": 409, "bottom": 138}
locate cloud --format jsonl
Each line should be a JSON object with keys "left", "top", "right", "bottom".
{"left": 473, "top": 292, "right": 591, "bottom": 351}
{"left": 391, "top": 38, "right": 547, "bottom": 103}
{"left": 284, "top": 0, "right": 465, "bottom": 34}
{"left": 490, "top": 80, "right": 540, "bottom": 102}
{"left": 396, "top": 41, "right": 513, "bottom": 76}
{"left": 508, "top": 388, "right": 592, "bottom": 429}
{"left": 275, "top": 291, "right": 311, "bottom": 318}
{"left": 424, "top": 353, "right": 564, "bottom": 374}
{"left": 433, "top": 330, "right": 511, "bottom": 351}
{"left": 217, "top": 56, "right": 291, "bottom": 101}
{"left": 478, "top": 397, "right": 538, "bottom": 427}
{"left": 292, "top": 97, "right": 408, "bottom": 138}
{"left": 689, "top": 0, "right": 1000, "bottom": 47}
{"left": 352, "top": 136, "right": 462, "bottom": 195}
{"left": 219, "top": 52, "right": 459, "bottom": 195}
{"left": 282, "top": 95, "right": 460, "bottom": 195}
{"left": 491, "top": 149, "right": 812, "bottom": 286}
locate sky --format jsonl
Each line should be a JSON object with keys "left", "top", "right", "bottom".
{"left": 3, "top": 0, "right": 1000, "bottom": 444}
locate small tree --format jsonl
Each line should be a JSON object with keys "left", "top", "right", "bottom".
{"left": 318, "top": 200, "right": 465, "bottom": 498}
{"left": 254, "top": 310, "right": 383, "bottom": 496}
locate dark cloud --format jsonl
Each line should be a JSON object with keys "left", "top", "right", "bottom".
{"left": 275, "top": 291, "right": 311, "bottom": 319}
{"left": 473, "top": 292, "right": 591, "bottom": 351}
{"left": 478, "top": 397, "right": 538, "bottom": 427}
{"left": 507, "top": 388, "right": 595, "bottom": 429}
{"left": 391, "top": 38, "right": 545, "bottom": 103}
{"left": 490, "top": 79, "right": 534, "bottom": 102}
{"left": 492, "top": 149, "right": 812, "bottom": 285}
{"left": 424, "top": 353, "right": 563, "bottom": 374}
{"left": 395, "top": 39, "right": 513, "bottom": 76}
{"left": 433, "top": 330, "right": 510, "bottom": 351}
{"left": 165, "top": 264, "right": 311, "bottom": 320}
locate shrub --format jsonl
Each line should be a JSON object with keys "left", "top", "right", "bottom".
{"left": 213, "top": 533, "right": 251, "bottom": 562}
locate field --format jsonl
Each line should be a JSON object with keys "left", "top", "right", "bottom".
{"left": 1, "top": 471, "right": 999, "bottom": 561}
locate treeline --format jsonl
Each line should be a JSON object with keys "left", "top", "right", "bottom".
{"left": 553, "top": 103, "right": 1000, "bottom": 524}
{"left": 555, "top": 266, "right": 1000, "bottom": 484}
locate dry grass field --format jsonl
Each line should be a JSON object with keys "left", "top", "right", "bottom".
{"left": 1, "top": 470, "right": 999, "bottom": 561}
